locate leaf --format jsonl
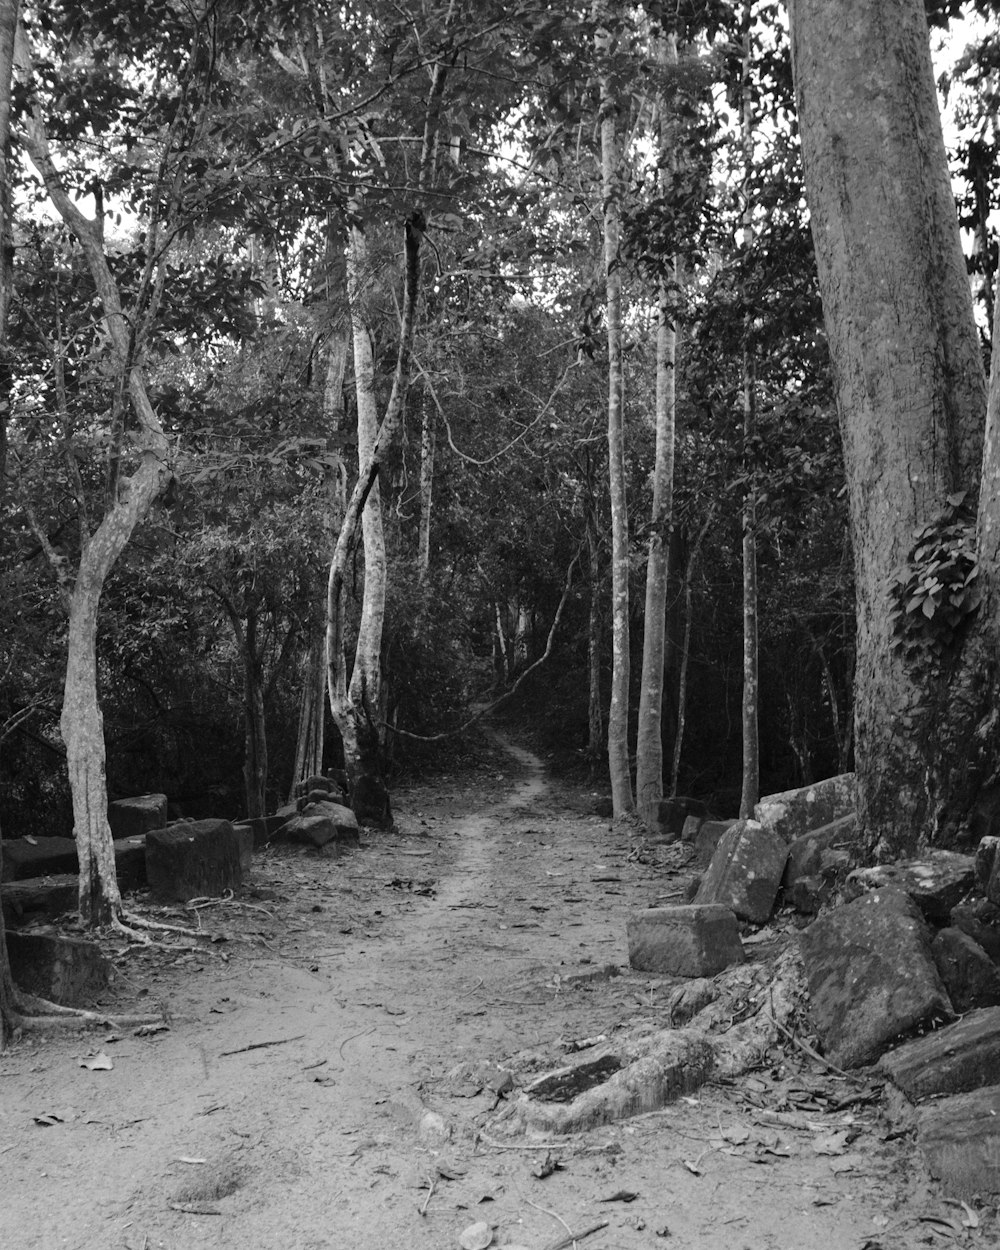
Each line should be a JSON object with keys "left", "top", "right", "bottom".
{"left": 33, "top": 1113, "right": 64, "bottom": 1127}
{"left": 599, "top": 1189, "right": 639, "bottom": 1203}
{"left": 458, "top": 1220, "right": 494, "bottom": 1250}
{"left": 79, "top": 1052, "right": 113, "bottom": 1071}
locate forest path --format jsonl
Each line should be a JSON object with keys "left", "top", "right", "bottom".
{"left": 0, "top": 729, "right": 943, "bottom": 1250}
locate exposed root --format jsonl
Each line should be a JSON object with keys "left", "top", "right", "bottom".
{"left": 7, "top": 986, "right": 163, "bottom": 1034}
{"left": 115, "top": 909, "right": 200, "bottom": 941}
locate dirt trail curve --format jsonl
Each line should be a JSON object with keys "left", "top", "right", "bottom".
{"left": 0, "top": 731, "right": 952, "bottom": 1250}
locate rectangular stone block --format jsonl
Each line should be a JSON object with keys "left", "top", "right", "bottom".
{"left": 6, "top": 930, "right": 111, "bottom": 1007}
{"left": 145, "top": 819, "right": 245, "bottom": 902}
{"left": 1, "top": 875, "right": 78, "bottom": 928}
{"left": 2, "top": 838, "right": 79, "bottom": 882}
{"left": 918, "top": 1085, "right": 1000, "bottom": 1200}
{"left": 754, "top": 773, "right": 855, "bottom": 843}
{"left": 627, "top": 905, "right": 745, "bottom": 977}
{"left": 877, "top": 1007, "right": 1000, "bottom": 1101}
{"left": 694, "top": 819, "right": 788, "bottom": 924}
{"left": 108, "top": 793, "right": 168, "bottom": 840}
{"left": 694, "top": 820, "right": 736, "bottom": 868}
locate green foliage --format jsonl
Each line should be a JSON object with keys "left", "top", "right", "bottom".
{"left": 888, "top": 493, "right": 982, "bottom": 667}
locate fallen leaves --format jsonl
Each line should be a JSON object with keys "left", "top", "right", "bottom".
{"left": 79, "top": 1052, "right": 114, "bottom": 1071}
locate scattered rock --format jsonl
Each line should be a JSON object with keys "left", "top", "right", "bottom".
{"left": 1, "top": 875, "right": 78, "bottom": 928}
{"left": 627, "top": 904, "right": 745, "bottom": 977}
{"left": 754, "top": 773, "right": 855, "bottom": 844}
{"left": 877, "top": 1006, "right": 1000, "bottom": 1101}
{"left": 694, "top": 820, "right": 788, "bottom": 924}
{"left": 280, "top": 814, "right": 339, "bottom": 849}
{"left": 232, "top": 818, "right": 270, "bottom": 851}
{"left": 680, "top": 814, "right": 703, "bottom": 843}
{"left": 950, "top": 899, "right": 1000, "bottom": 964}
{"left": 654, "top": 797, "right": 708, "bottom": 841}
{"left": 798, "top": 887, "right": 952, "bottom": 1069}
{"left": 917, "top": 1084, "right": 1000, "bottom": 1200}
{"left": 931, "top": 927, "right": 1000, "bottom": 1011}
{"left": 2, "top": 838, "right": 79, "bottom": 882}
{"left": 6, "top": 929, "right": 112, "bottom": 1007}
{"left": 107, "top": 793, "right": 168, "bottom": 840}
{"left": 782, "top": 815, "right": 858, "bottom": 914}
{"left": 850, "top": 850, "right": 976, "bottom": 920}
{"left": 694, "top": 820, "right": 737, "bottom": 868}
{"left": 146, "top": 819, "right": 247, "bottom": 903}
{"left": 299, "top": 802, "right": 360, "bottom": 844}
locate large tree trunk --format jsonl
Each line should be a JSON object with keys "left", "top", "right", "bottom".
{"left": 597, "top": 9, "right": 634, "bottom": 817}
{"left": 0, "top": 0, "right": 18, "bottom": 1045}
{"left": 789, "top": 0, "right": 992, "bottom": 857}
{"left": 586, "top": 519, "right": 604, "bottom": 768}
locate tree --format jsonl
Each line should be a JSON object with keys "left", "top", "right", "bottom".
{"left": 788, "top": 0, "right": 995, "bottom": 857}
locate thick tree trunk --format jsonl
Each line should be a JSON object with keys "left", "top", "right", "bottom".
{"left": 789, "top": 0, "right": 991, "bottom": 856}
{"left": 597, "top": 12, "right": 634, "bottom": 817}
{"left": 0, "top": 0, "right": 18, "bottom": 1044}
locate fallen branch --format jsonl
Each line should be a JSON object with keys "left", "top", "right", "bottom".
{"left": 765, "top": 1009, "right": 866, "bottom": 1087}
{"left": 219, "top": 1033, "right": 305, "bottom": 1058}
{"left": 541, "top": 1218, "right": 609, "bottom": 1250}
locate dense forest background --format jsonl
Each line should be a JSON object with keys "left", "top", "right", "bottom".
{"left": 0, "top": 0, "right": 996, "bottom": 842}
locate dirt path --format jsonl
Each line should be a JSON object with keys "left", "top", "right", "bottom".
{"left": 0, "top": 731, "right": 979, "bottom": 1250}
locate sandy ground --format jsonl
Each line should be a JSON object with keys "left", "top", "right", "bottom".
{"left": 1, "top": 729, "right": 994, "bottom": 1250}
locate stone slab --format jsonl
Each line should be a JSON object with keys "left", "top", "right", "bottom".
{"left": 851, "top": 851, "right": 977, "bottom": 921}
{"left": 694, "top": 819, "right": 788, "bottom": 924}
{"left": 932, "top": 927, "right": 1000, "bottom": 1013}
{"left": 108, "top": 793, "right": 167, "bottom": 840}
{"left": 798, "top": 887, "right": 952, "bottom": 1069}
{"left": 877, "top": 1007, "right": 1000, "bottom": 1102}
{"left": 145, "top": 819, "right": 245, "bottom": 902}
{"left": 754, "top": 773, "right": 855, "bottom": 844}
{"left": 951, "top": 900, "right": 1000, "bottom": 965}
{"left": 783, "top": 815, "right": 859, "bottom": 914}
{"left": 655, "top": 797, "right": 708, "bottom": 840}
{"left": 627, "top": 905, "right": 745, "bottom": 977}
{"left": 298, "top": 801, "right": 360, "bottom": 844}
{"left": 680, "top": 814, "right": 704, "bottom": 843}
{"left": 694, "top": 820, "right": 736, "bottom": 868}
{"left": 917, "top": 1085, "right": 1000, "bottom": 1200}
{"left": 1, "top": 875, "right": 78, "bottom": 928}
{"left": 2, "top": 838, "right": 79, "bottom": 882}
{"left": 233, "top": 818, "right": 269, "bottom": 851}
{"left": 6, "top": 930, "right": 112, "bottom": 1007}
{"left": 281, "top": 814, "right": 339, "bottom": 848}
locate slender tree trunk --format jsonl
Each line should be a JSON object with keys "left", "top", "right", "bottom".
{"left": 738, "top": 2, "right": 759, "bottom": 820}
{"left": 587, "top": 520, "right": 604, "bottom": 767}
{"left": 0, "top": 0, "right": 18, "bottom": 1045}
{"left": 597, "top": 9, "right": 634, "bottom": 816}
{"left": 242, "top": 613, "right": 267, "bottom": 819}
{"left": 327, "top": 214, "right": 422, "bottom": 822}
{"left": 670, "top": 509, "right": 713, "bottom": 796}
{"left": 636, "top": 33, "right": 679, "bottom": 827}
{"left": 417, "top": 385, "right": 435, "bottom": 580}
{"left": 346, "top": 222, "right": 388, "bottom": 715}
{"left": 789, "top": 0, "right": 993, "bottom": 857}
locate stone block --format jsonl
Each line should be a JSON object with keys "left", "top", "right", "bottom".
{"left": 851, "top": 850, "right": 976, "bottom": 921}
{"left": 878, "top": 1007, "right": 1000, "bottom": 1102}
{"left": 694, "top": 819, "right": 788, "bottom": 924}
{"left": 656, "top": 797, "right": 709, "bottom": 839}
{"left": 798, "top": 887, "right": 952, "bottom": 1069}
{"left": 233, "top": 818, "right": 269, "bottom": 851}
{"left": 680, "top": 814, "right": 703, "bottom": 843}
{"left": 975, "top": 836, "right": 999, "bottom": 894}
{"left": 114, "top": 835, "right": 148, "bottom": 893}
{"left": 6, "top": 930, "right": 111, "bottom": 1007}
{"left": 951, "top": 900, "right": 1000, "bottom": 964}
{"left": 694, "top": 820, "right": 736, "bottom": 868}
{"left": 754, "top": 773, "right": 855, "bottom": 844}
{"left": 783, "top": 815, "right": 859, "bottom": 914}
{"left": 145, "top": 818, "right": 245, "bottom": 902}
{"left": 917, "top": 1085, "right": 1000, "bottom": 1200}
{"left": 299, "top": 801, "right": 359, "bottom": 843}
{"left": 108, "top": 793, "right": 168, "bottom": 840}
{"left": 2, "top": 838, "right": 79, "bottom": 882}
{"left": 627, "top": 904, "right": 745, "bottom": 977}
{"left": 1, "top": 875, "right": 78, "bottom": 928}
{"left": 282, "top": 814, "right": 339, "bottom": 848}
{"left": 295, "top": 774, "right": 339, "bottom": 799}
{"left": 931, "top": 927, "right": 1000, "bottom": 1012}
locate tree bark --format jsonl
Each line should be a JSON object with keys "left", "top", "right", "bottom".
{"left": 586, "top": 520, "right": 604, "bottom": 768}
{"left": 789, "top": 0, "right": 991, "bottom": 856}
{"left": 596, "top": 8, "right": 634, "bottom": 816}
{"left": 0, "top": 0, "right": 18, "bottom": 1044}
{"left": 671, "top": 509, "right": 713, "bottom": 796}
{"left": 327, "top": 214, "right": 421, "bottom": 819}
{"left": 636, "top": 30, "right": 679, "bottom": 828}
{"left": 417, "top": 384, "right": 435, "bottom": 580}
{"left": 738, "top": 1, "right": 759, "bottom": 820}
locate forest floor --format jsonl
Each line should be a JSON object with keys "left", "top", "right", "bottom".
{"left": 0, "top": 726, "right": 992, "bottom": 1250}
